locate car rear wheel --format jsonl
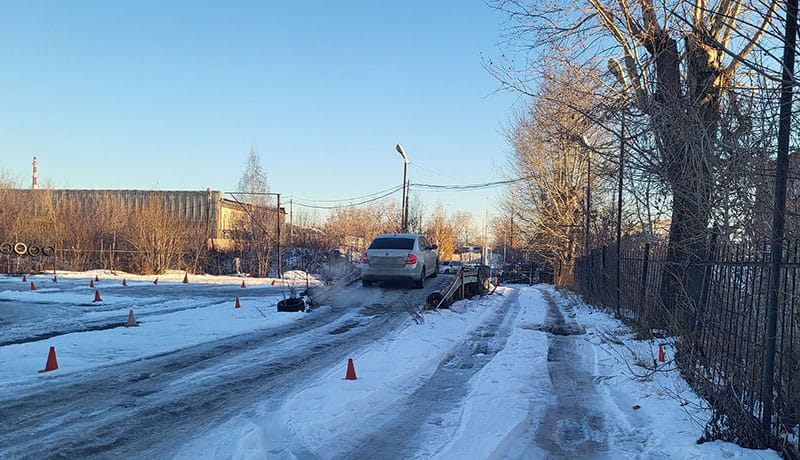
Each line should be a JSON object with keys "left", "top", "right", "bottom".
{"left": 362, "top": 279, "right": 373, "bottom": 287}
{"left": 415, "top": 268, "right": 425, "bottom": 289}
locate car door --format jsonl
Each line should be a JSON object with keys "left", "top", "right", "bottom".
{"left": 419, "top": 236, "right": 436, "bottom": 274}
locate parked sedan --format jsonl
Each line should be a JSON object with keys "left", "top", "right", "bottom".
{"left": 360, "top": 233, "right": 438, "bottom": 288}
{"left": 438, "top": 260, "right": 463, "bottom": 274}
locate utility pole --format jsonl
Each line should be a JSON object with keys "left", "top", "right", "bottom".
{"left": 396, "top": 144, "right": 410, "bottom": 232}
{"left": 762, "top": 0, "right": 797, "bottom": 442}
{"left": 586, "top": 146, "right": 591, "bottom": 256}
{"left": 616, "top": 115, "right": 624, "bottom": 315}
{"left": 276, "top": 193, "right": 282, "bottom": 278}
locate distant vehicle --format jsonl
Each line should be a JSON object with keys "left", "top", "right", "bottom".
{"left": 438, "top": 260, "right": 463, "bottom": 274}
{"left": 360, "top": 233, "right": 438, "bottom": 288}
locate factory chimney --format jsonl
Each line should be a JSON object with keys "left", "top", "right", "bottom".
{"left": 32, "top": 156, "right": 38, "bottom": 189}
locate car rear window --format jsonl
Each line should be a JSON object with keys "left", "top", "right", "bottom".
{"left": 368, "top": 237, "right": 415, "bottom": 250}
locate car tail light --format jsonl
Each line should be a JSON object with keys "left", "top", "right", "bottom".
{"left": 406, "top": 253, "right": 417, "bottom": 264}
{"left": 360, "top": 253, "right": 368, "bottom": 264}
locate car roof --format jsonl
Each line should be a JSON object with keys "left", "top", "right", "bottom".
{"left": 373, "top": 233, "right": 419, "bottom": 239}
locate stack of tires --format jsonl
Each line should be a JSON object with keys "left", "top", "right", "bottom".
{"left": 0, "top": 242, "right": 55, "bottom": 257}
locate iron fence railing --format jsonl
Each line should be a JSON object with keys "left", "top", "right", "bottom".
{"left": 575, "top": 237, "right": 800, "bottom": 457}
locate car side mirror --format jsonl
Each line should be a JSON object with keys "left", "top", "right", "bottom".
{"left": 430, "top": 245, "right": 438, "bottom": 250}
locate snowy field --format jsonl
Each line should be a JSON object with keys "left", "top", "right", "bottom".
{"left": 0, "top": 271, "right": 781, "bottom": 459}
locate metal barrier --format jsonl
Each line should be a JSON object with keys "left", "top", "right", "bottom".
{"left": 426, "top": 266, "right": 490, "bottom": 309}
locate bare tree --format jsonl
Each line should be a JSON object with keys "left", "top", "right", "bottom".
{"left": 234, "top": 148, "right": 275, "bottom": 277}
{"left": 491, "top": 0, "right": 778, "bottom": 325}
{"left": 504, "top": 69, "right": 608, "bottom": 283}
{"left": 126, "top": 196, "right": 189, "bottom": 274}
{"left": 423, "top": 203, "right": 456, "bottom": 260}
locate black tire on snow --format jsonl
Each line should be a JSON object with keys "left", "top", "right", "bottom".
{"left": 425, "top": 292, "right": 444, "bottom": 309}
{"left": 415, "top": 268, "right": 425, "bottom": 289}
{"left": 277, "top": 297, "right": 305, "bottom": 312}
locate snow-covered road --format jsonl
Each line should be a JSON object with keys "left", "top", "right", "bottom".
{"left": 0, "top": 272, "right": 781, "bottom": 459}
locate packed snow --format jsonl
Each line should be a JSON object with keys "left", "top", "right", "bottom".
{"left": 0, "top": 271, "right": 781, "bottom": 459}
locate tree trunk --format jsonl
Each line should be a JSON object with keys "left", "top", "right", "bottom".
{"left": 649, "top": 32, "right": 722, "bottom": 332}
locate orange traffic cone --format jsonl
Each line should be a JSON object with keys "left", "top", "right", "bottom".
{"left": 126, "top": 309, "right": 138, "bottom": 327}
{"left": 92, "top": 290, "right": 102, "bottom": 302}
{"left": 345, "top": 358, "right": 357, "bottom": 380}
{"left": 89, "top": 279, "right": 95, "bottom": 288}
{"left": 182, "top": 273, "right": 189, "bottom": 284}
{"left": 95, "top": 275, "right": 99, "bottom": 282}
{"left": 658, "top": 345, "right": 666, "bottom": 362}
{"left": 153, "top": 277, "right": 158, "bottom": 285}
{"left": 39, "top": 346, "right": 58, "bottom": 373}
{"left": 241, "top": 280, "right": 246, "bottom": 288}
{"left": 30, "top": 281, "right": 36, "bottom": 291}
{"left": 22, "top": 274, "right": 27, "bottom": 282}
{"left": 235, "top": 297, "right": 241, "bottom": 308}
{"left": 271, "top": 280, "right": 276, "bottom": 286}
{"left": 122, "top": 278, "right": 127, "bottom": 286}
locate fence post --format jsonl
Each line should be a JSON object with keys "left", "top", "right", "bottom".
{"left": 616, "top": 240, "right": 622, "bottom": 316}
{"left": 696, "top": 233, "right": 717, "bottom": 332}
{"left": 589, "top": 250, "right": 595, "bottom": 302}
{"left": 602, "top": 246, "right": 608, "bottom": 305}
{"left": 640, "top": 243, "right": 650, "bottom": 303}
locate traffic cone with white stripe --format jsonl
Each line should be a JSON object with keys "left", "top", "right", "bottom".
{"left": 126, "top": 309, "right": 138, "bottom": 326}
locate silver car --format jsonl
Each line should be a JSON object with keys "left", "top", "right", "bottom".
{"left": 360, "top": 233, "right": 438, "bottom": 288}
{"left": 438, "top": 260, "right": 463, "bottom": 274}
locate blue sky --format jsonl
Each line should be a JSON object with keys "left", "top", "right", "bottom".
{"left": 0, "top": 1, "right": 521, "bottom": 223}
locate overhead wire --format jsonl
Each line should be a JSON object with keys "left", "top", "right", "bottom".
{"left": 411, "top": 176, "right": 534, "bottom": 191}
{"left": 290, "top": 176, "right": 532, "bottom": 209}
{"left": 291, "top": 184, "right": 404, "bottom": 209}
{"left": 289, "top": 184, "right": 404, "bottom": 203}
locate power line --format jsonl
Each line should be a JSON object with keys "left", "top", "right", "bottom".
{"left": 291, "top": 176, "right": 534, "bottom": 209}
{"left": 292, "top": 184, "right": 404, "bottom": 209}
{"left": 411, "top": 176, "right": 533, "bottom": 191}
{"left": 289, "top": 184, "right": 404, "bottom": 203}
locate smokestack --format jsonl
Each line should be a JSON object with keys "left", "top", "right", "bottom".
{"left": 32, "top": 156, "right": 38, "bottom": 189}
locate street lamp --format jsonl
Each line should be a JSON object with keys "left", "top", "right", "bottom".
{"left": 396, "top": 144, "right": 410, "bottom": 232}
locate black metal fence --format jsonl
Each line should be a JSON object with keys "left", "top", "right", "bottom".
{"left": 575, "top": 238, "right": 800, "bottom": 457}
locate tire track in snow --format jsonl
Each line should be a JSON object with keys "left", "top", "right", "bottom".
{"left": 0, "top": 284, "right": 434, "bottom": 459}
{"left": 532, "top": 288, "right": 609, "bottom": 459}
{"left": 330, "top": 290, "right": 522, "bottom": 460}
